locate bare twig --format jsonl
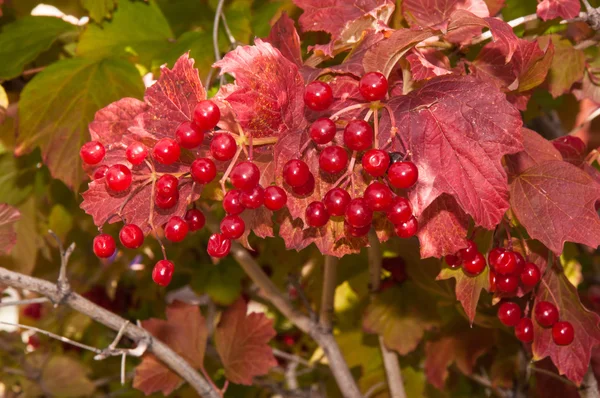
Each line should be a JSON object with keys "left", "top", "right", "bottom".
{"left": 272, "top": 348, "right": 313, "bottom": 368}
{"left": 49, "top": 230, "right": 75, "bottom": 302}
{"left": 212, "top": 0, "right": 226, "bottom": 64}
{"left": 288, "top": 273, "right": 317, "bottom": 322}
{"left": 364, "top": 381, "right": 386, "bottom": 398}
{"left": 319, "top": 257, "right": 338, "bottom": 332}
{"left": 0, "top": 296, "right": 49, "bottom": 308}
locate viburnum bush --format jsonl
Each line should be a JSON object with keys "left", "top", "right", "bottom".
{"left": 2, "top": 0, "right": 600, "bottom": 396}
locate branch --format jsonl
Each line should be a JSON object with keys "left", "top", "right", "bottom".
{"left": 582, "top": 366, "right": 600, "bottom": 398}
{"left": 367, "top": 230, "right": 407, "bottom": 398}
{"left": 319, "top": 256, "right": 338, "bottom": 331}
{"left": 0, "top": 296, "right": 49, "bottom": 308}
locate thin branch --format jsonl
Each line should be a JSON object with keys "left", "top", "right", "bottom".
{"left": 364, "top": 381, "right": 386, "bottom": 398}
{"left": 319, "top": 257, "right": 338, "bottom": 332}
{"left": 212, "top": 0, "right": 226, "bottom": 64}
{"left": 272, "top": 348, "right": 313, "bottom": 368}
{"left": 0, "top": 296, "right": 49, "bottom": 308}
{"left": 582, "top": 366, "right": 600, "bottom": 398}
{"left": 288, "top": 273, "right": 317, "bottom": 322}
{"left": 220, "top": 12, "right": 237, "bottom": 47}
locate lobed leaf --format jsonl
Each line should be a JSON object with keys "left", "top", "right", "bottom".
{"left": 402, "top": 0, "right": 490, "bottom": 30}
{"left": 505, "top": 128, "right": 563, "bottom": 176}
{"left": 417, "top": 195, "right": 469, "bottom": 258}
{"left": 536, "top": 0, "right": 580, "bottom": 21}
{"left": 0, "top": 203, "right": 20, "bottom": 255}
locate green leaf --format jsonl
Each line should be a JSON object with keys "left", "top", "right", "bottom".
{"left": 80, "top": 0, "right": 118, "bottom": 22}
{"left": 77, "top": 0, "right": 173, "bottom": 66}
{"left": 158, "top": 31, "right": 214, "bottom": 79}
{"left": 3, "top": 196, "right": 42, "bottom": 275}
{"left": 547, "top": 35, "right": 585, "bottom": 98}
{"left": 191, "top": 258, "right": 245, "bottom": 305}
{"left": 16, "top": 57, "right": 144, "bottom": 188}
{"left": 0, "top": 151, "right": 42, "bottom": 206}
{"left": 48, "top": 204, "right": 73, "bottom": 240}
{"left": 0, "top": 16, "right": 77, "bottom": 80}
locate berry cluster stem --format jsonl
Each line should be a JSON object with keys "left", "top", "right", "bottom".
{"left": 219, "top": 144, "right": 244, "bottom": 194}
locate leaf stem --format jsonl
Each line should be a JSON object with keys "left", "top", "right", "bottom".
{"left": 329, "top": 103, "right": 369, "bottom": 121}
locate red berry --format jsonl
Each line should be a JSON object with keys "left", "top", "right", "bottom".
{"left": 152, "top": 260, "right": 174, "bottom": 287}
{"left": 190, "top": 158, "right": 217, "bottom": 184}
{"left": 552, "top": 321, "right": 574, "bottom": 345}
{"left": 304, "top": 81, "right": 333, "bottom": 111}
{"left": 155, "top": 191, "right": 179, "bottom": 209}
{"left": 176, "top": 121, "right": 204, "bottom": 149}
{"left": 535, "top": 301, "right": 559, "bottom": 327}
{"left": 345, "top": 198, "right": 373, "bottom": 227}
{"left": 306, "top": 201, "right": 330, "bottom": 227}
{"left": 521, "top": 262, "right": 541, "bottom": 288}
{"left": 93, "top": 234, "right": 116, "bottom": 258}
{"left": 344, "top": 221, "right": 371, "bottom": 238}
{"left": 240, "top": 185, "right": 265, "bottom": 209}
{"left": 489, "top": 270, "right": 497, "bottom": 292}
{"left": 495, "top": 251, "right": 518, "bottom": 275}
{"left": 343, "top": 120, "right": 373, "bottom": 151}
{"left": 497, "top": 301, "right": 521, "bottom": 327}
{"left": 458, "top": 240, "right": 478, "bottom": 262}
{"left": 323, "top": 187, "right": 351, "bottom": 216}
{"left": 515, "top": 318, "right": 534, "bottom": 343}
{"left": 220, "top": 215, "right": 245, "bottom": 239}
{"left": 395, "top": 217, "right": 418, "bottom": 238}
{"left": 223, "top": 189, "right": 245, "bottom": 215}
{"left": 310, "top": 118, "right": 337, "bottom": 144}
{"left": 152, "top": 138, "right": 180, "bottom": 165}
{"left": 264, "top": 186, "right": 287, "bottom": 211}
{"left": 184, "top": 209, "right": 205, "bottom": 231}
{"left": 462, "top": 252, "right": 486, "bottom": 276}
{"left": 230, "top": 161, "right": 260, "bottom": 190}
{"left": 80, "top": 141, "right": 105, "bottom": 165}
{"left": 207, "top": 233, "right": 231, "bottom": 258}
{"left": 210, "top": 133, "right": 237, "bottom": 161}
{"left": 362, "top": 149, "right": 390, "bottom": 177}
{"left": 93, "top": 165, "right": 108, "bottom": 180}
{"left": 23, "top": 303, "right": 42, "bottom": 320}
{"left": 513, "top": 251, "right": 526, "bottom": 273}
{"left": 193, "top": 100, "right": 220, "bottom": 130}
{"left": 283, "top": 159, "right": 310, "bottom": 187}
{"left": 164, "top": 216, "right": 189, "bottom": 242}
{"left": 319, "top": 145, "right": 348, "bottom": 174}
{"left": 496, "top": 274, "right": 519, "bottom": 293}
{"left": 387, "top": 161, "right": 418, "bottom": 189}
{"left": 106, "top": 164, "right": 132, "bottom": 192}
{"left": 126, "top": 142, "right": 147, "bottom": 165}
{"left": 386, "top": 197, "right": 412, "bottom": 224}
{"left": 445, "top": 254, "right": 461, "bottom": 268}
{"left": 364, "top": 182, "right": 393, "bottom": 211}
{"left": 156, "top": 174, "right": 179, "bottom": 197}
{"left": 119, "top": 224, "right": 144, "bottom": 249}
{"left": 359, "top": 72, "right": 388, "bottom": 102}
{"left": 488, "top": 247, "right": 505, "bottom": 268}
{"left": 292, "top": 173, "right": 315, "bottom": 196}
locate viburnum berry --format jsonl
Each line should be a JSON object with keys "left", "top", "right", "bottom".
{"left": 190, "top": 158, "right": 216, "bottom": 184}
{"left": 126, "top": 142, "right": 147, "bottom": 165}
{"left": 496, "top": 274, "right": 519, "bottom": 293}
{"left": 319, "top": 145, "right": 348, "bottom": 174}
{"left": 156, "top": 175, "right": 179, "bottom": 197}
{"left": 80, "top": 141, "right": 105, "bottom": 165}
{"left": 497, "top": 301, "right": 521, "bottom": 327}
{"left": 552, "top": 321, "right": 575, "bottom": 346}
{"left": 364, "top": 182, "right": 393, "bottom": 211}
{"left": 345, "top": 198, "right": 373, "bottom": 228}
{"left": 93, "top": 233, "right": 116, "bottom": 258}
{"left": 323, "top": 187, "right": 351, "bottom": 216}
{"left": 184, "top": 208, "right": 205, "bottom": 231}
{"left": 359, "top": 72, "right": 388, "bottom": 102}
{"left": 535, "top": 301, "right": 559, "bottom": 327}
{"left": 521, "top": 262, "right": 541, "bottom": 288}
{"left": 93, "top": 165, "right": 108, "bottom": 180}
{"left": 344, "top": 221, "right": 371, "bottom": 238}
{"left": 164, "top": 216, "right": 189, "bottom": 242}
{"left": 193, "top": 100, "right": 220, "bottom": 131}
{"left": 152, "top": 260, "right": 174, "bottom": 287}
{"left": 152, "top": 138, "right": 180, "bottom": 165}
{"left": 515, "top": 318, "right": 534, "bottom": 343}
{"left": 310, "top": 118, "right": 337, "bottom": 144}
{"left": 445, "top": 254, "right": 461, "bottom": 268}
{"left": 292, "top": 173, "right": 315, "bottom": 196}
{"left": 488, "top": 247, "right": 505, "bottom": 268}
{"left": 176, "top": 121, "right": 204, "bottom": 149}
{"left": 105, "top": 164, "right": 132, "bottom": 192}
{"left": 230, "top": 161, "right": 260, "bottom": 190}
{"left": 304, "top": 81, "right": 333, "bottom": 111}
{"left": 210, "top": 133, "right": 237, "bottom": 161}
{"left": 155, "top": 191, "right": 179, "bottom": 209}
{"left": 395, "top": 217, "right": 418, "bottom": 238}
{"left": 513, "top": 251, "right": 526, "bottom": 273}
{"left": 386, "top": 197, "right": 412, "bottom": 225}
{"left": 458, "top": 240, "right": 478, "bottom": 262}
{"left": 119, "top": 224, "right": 144, "bottom": 249}
{"left": 264, "top": 186, "right": 287, "bottom": 211}
{"left": 463, "top": 252, "right": 486, "bottom": 276}
{"left": 220, "top": 215, "right": 245, "bottom": 239}
{"left": 306, "top": 201, "right": 330, "bottom": 227}
{"left": 489, "top": 270, "right": 497, "bottom": 292}
{"left": 240, "top": 185, "right": 265, "bottom": 209}
{"left": 207, "top": 233, "right": 231, "bottom": 257}
{"left": 387, "top": 161, "right": 418, "bottom": 189}
{"left": 495, "top": 250, "right": 517, "bottom": 275}
{"left": 223, "top": 189, "right": 245, "bottom": 215}
{"left": 389, "top": 152, "right": 404, "bottom": 165}
{"left": 23, "top": 303, "right": 42, "bottom": 320}
{"left": 283, "top": 159, "right": 310, "bottom": 187}
{"left": 28, "top": 334, "right": 40, "bottom": 349}
{"left": 362, "top": 149, "right": 390, "bottom": 177}
{"left": 343, "top": 120, "right": 373, "bottom": 151}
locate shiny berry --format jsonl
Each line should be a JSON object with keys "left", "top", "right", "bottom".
{"left": 126, "top": 142, "right": 147, "bottom": 165}
{"left": 495, "top": 251, "right": 517, "bottom": 275}
{"left": 23, "top": 303, "right": 42, "bottom": 320}
{"left": 119, "top": 224, "right": 144, "bottom": 249}
{"left": 152, "top": 260, "right": 174, "bottom": 287}
{"left": 521, "top": 262, "right": 541, "bottom": 288}
{"left": 488, "top": 247, "right": 505, "bottom": 268}
{"left": 207, "top": 233, "right": 231, "bottom": 258}
{"left": 306, "top": 201, "right": 330, "bottom": 227}
{"left": 344, "top": 221, "right": 371, "bottom": 238}
{"left": 93, "top": 165, "right": 108, "bottom": 180}
{"left": 323, "top": 188, "right": 351, "bottom": 216}
{"left": 190, "top": 158, "right": 216, "bottom": 184}
{"left": 513, "top": 251, "right": 526, "bottom": 273}
{"left": 230, "top": 161, "right": 260, "bottom": 190}
{"left": 193, "top": 100, "right": 220, "bottom": 130}
{"left": 445, "top": 255, "right": 461, "bottom": 268}
{"left": 458, "top": 240, "right": 478, "bottom": 262}
{"left": 184, "top": 208, "right": 205, "bottom": 231}
{"left": 292, "top": 173, "right": 315, "bottom": 196}
{"left": 223, "top": 189, "right": 245, "bottom": 215}
{"left": 264, "top": 186, "right": 287, "bottom": 210}
{"left": 515, "top": 318, "right": 534, "bottom": 343}
{"left": 387, "top": 161, "right": 418, "bottom": 189}
{"left": 210, "top": 133, "right": 237, "bottom": 161}
{"left": 386, "top": 197, "right": 412, "bottom": 225}
{"left": 283, "top": 159, "right": 310, "bottom": 187}
{"left": 359, "top": 72, "right": 388, "bottom": 101}
{"left": 304, "top": 81, "right": 333, "bottom": 111}
{"left": 105, "top": 164, "right": 132, "bottom": 192}
{"left": 395, "top": 216, "right": 418, "bottom": 238}
{"left": 535, "top": 301, "right": 559, "bottom": 327}
{"left": 164, "top": 216, "right": 189, "bottom": 242}
{"left": 552, "top": 321, "right": 574, "bottom": 346}
{"left": 497, "top": 302, "right": 521, "bottom": 327}
{"left": 220, "top": 215, "right": 245, "bottom": 239}
{"left": 463, "top": 252, "right": 486, "bottom": 276}
{"left": 345, "top": 198, "right": 373, "bottom": 227}
{"left": 364, "top": 182, "right": 393, "bottom": 211}
{"left": 496, "top": 274, "right": 519, "bottom": 293}
{"left": 152, "top": 138, "right": 180, "bottom": 165}
{"left": 80, "top": 141, "right": 105, "bottom": 165}
{"left": 156, "top": 174, "right": 178, "bottom": 197}
{"left": 489, "top": 270, "right": 497, "bottom": 292}
{"left": 343, "top": 120, "right": 373, "bottom": 151}
{"left": 176, "top": 121, "right": 204, "bottom": 149}
{"left": 362, "top": 149, "right": 390, "bottom": 177}
{"left": 310, "top": 118, "right": 337, "bottom": 144}
{"left": 93, "top": 234, "right": 116, "bottom": 258}
{"left": 240, "top": 185, "right": 264, "bottom": 209}
{"left": 319, "top": 145, "right": 348, "bottom": 174}
{"left": 155, "top": 191, "right": 178, "bottom": 209}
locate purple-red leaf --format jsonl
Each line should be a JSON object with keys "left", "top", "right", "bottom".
{"left": 417, "top": 195, "right": 469, "bottom": 258}
{"left": 506, "top": 128, "right": 563, "bottom": 175}
{"left": 265, "top": 12, "right": 303, "bottom": 67}
{"left": 537, "top": 0, "right": 581, "bottom": 21}
{"left": 0, "top": 204, "right": 20, "bottom": 255}
{"left": 406, "top": 48, "right": 451, "bottom": 81}
{"left": 552, "top": 135, "right": 587, "bottom": 166}
{"left": 403, "top": 0, "right": 489, "bottom": 30}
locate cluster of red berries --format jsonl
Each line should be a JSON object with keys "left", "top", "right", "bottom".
{"left": 497, "top": 301, "right": 575, "bottom": 346}
{"left": 290, "top": 73, "right": 419, "bottom": 238}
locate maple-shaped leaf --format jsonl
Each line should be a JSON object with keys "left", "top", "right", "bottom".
{"left": 551, "top": 135, "right": 587, "bottom": 166}
{"left": 483, "top": 0, "right": 506, "bottom": 15}
{"left": 379, "top": 75, "right": 523, "bottom": 230}
{"left": 134, "top": 301, "right": 208, "bottom": 395}
{"left": 546, "top": 35, "right": 585, "bottom": 98}
{"left": 294, "top": 0, "right": 395, "bottom": 57}
{"left": 0, "top": 203, "right": 20, "bottom": 255}
{"left": 265, "top": 12, "right": 303, "bottom": 67}
{"left": 437, "top": 264, "right": 489, "bottom": 323}
{"left": 532, "top": 265, "right": 600, "bottom": 385}
{"left": 88, "top": 98, "right": 148, "bottom": 145}
{"left": 406, "top": 48, "right": 451, "bottom": 81}
{"left": 214, "top": 298, "right": 277, "bottom": 385}
{"left": 330, "top": 30, "right": 386, "bottom": 77}
{"left": 417, "top": 195, "right": 469, "bottom": 258}
{"left": 510, "top": 160, "right": 600, "bottom": 254}
{"left": 537, "top": 0, "right": 580, "bottom": 21}
{"left": 506, "top": 128, "right": 563, "bottom": 176}
{"left": 402, "top": 0, "right": 489, "bottom": 30}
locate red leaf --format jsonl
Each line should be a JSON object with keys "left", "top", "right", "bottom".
{"left": 0, "top": 204, "right": 20, "bottom": 255}
{"left": 239, "top": 207, "right": 274, "bottom": 249}
{"left": 214, "top": 298, "right": 277, "bottom": 385}
{"left": 537, "top": 0, "right": 581, "bottom": 21}
{"left": 330, "top": 30, "right": 386, "bottom": 77}
{"left": 402, "top": 0, "right": 489, "bottom": 30}
{"left": 510, "top": 160, "right": 600, "bottom": 254}
{"left": 265, "top": 12, "right": 303, "bottom": 67}
{"left": 406, "top": 48, "right": 451, "bottom": 81}
{"left": 437, "top": 264, "right": 490, "bottom": 323}
{"left": 483, "top": 0, "right": 506, "bottom": 15}
{"left": 133, "top": 356, "right": 183, "bottom": 396}
{"left": 506, "top": 128, "right": 563, "bottom": 175}
{"left": 532, "top": 266, "right": 600, "bottom": 385}
{"left": 552, "top": 135, "right": 587, "bottom": 166}
{"left": 417, "top": 195, "right": 469, "bottom": 258}
{"left": 88, "top": 98, "right": 148, "bottom": 145}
